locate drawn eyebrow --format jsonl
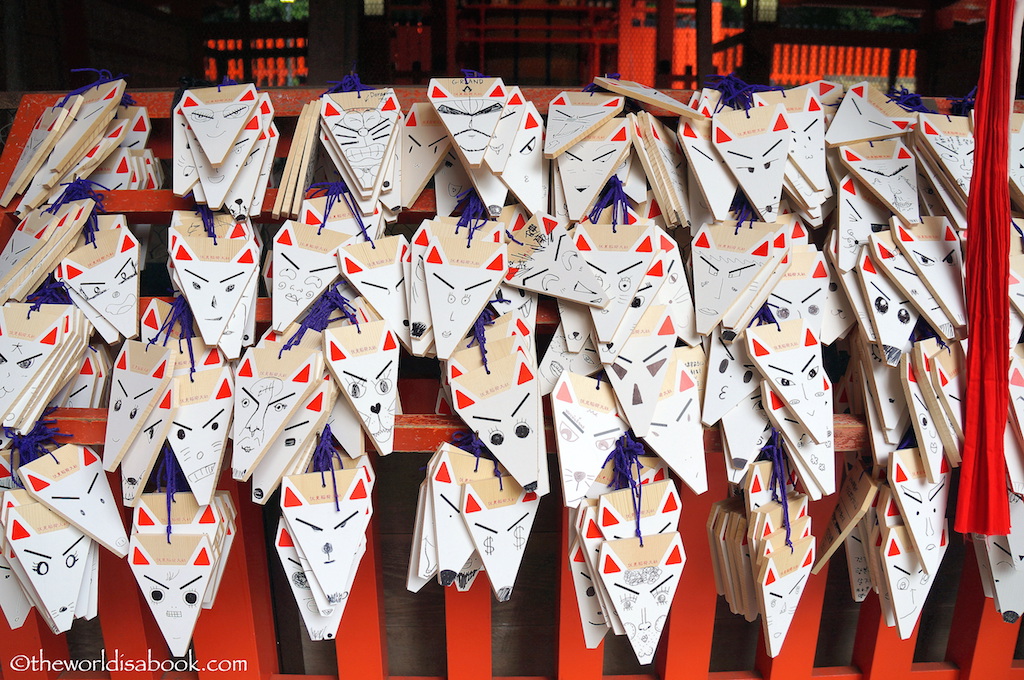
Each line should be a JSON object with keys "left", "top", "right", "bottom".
{"left": 520, "top": 269, "right": 549, "bottom": 285}
{"left": 334, "top": 511, "right": 359, "bottom": 529}
{"left": 87, "top": 473, "right": 99, "bottom": 494}
{"left": 801, "top": 357, "right": 814, "bottom": 372}
{"left": 762, "top": 139, "right": 782, "bottom": 156}
{"left": 439, "top": 493, "right": 460, "bottom": 514}
{"left": 117, "top": 380, "right": 128, "bottom": 397}
{"left": 342, "top": 370, "right": 366, "bottom": 383}
{"left": 613, "top": 583, "right": 639, "bottom": 595}
{"left": 617, "top": 261, "right": 642, "bottom": 275}
{"left": 699, "top": 256, "right": 719, "bottom": 272}
{"left": 144, "top": 575, "right": 169, "bottom": 589}
{"left": 376, "top": 361, "right": 393, "bottom": 380}
{"left": 309, "top": 264, "right": 336, "bottom": 273}
{"left": 928, "top": 482, "right": 946, "bottom": 501}
{"left": 474, "top": 522, "right": 497, "bottom": 534}
{"left": 62, "top": 535, "right": 85, "bottom": 556}
{"left": 729, "top": 264, "right": 755, "bottom": 274}
{"left": 183, "top": 268, "right": 209, "bottom": 283}
{"left": 894, "top": 565, "right": 911, "bottom": 576}
{"left": 869, "top": 282, "right": 890, "bottom": 300}
{"left": 803, "top": 119, "right": 817, "bottom": 132}
{"left": 293, "top": 518, "right": 323, "bottom": 531}
{"left": 511, "top": 393, "right": 530, "bottom": 417}
{"left": 432, "top": 273, "right": 454, "bottom": 289}
{"left": 203, "top": 409, "right": 225, "bottom": 428}
{"left": 593, "top": 148, "right": 617, "bottom": 162}
{"left": 281, "top": 253, "right": 299, "bottom": 268}
{"left": 179, "top": 575, "right": 203, "bottom": 590}
{"left": 115, "top": 260, "right": 135, "bottom": 278}
{"left": 472, "top": 415, "right": 501, "bottom": 422}
{"left": 650, "top": 574, "right": 675, "bottom": 593}
{"left": 801, "top": 289, "right": 821, "bottom": 303}
{"left": 172, "top": 421, "right": 193, "bottom": 431}
{"left": 465, "top": 279, "right": 492, "bottom": 291}
{"left": 220, "top": 271, "right": 245, "bottom": 283}
{"left": 767, "top": 364, "right": 792, "bottom": 375}
{"left": 268, "top": 392, "right": 296, "bottom": 407}
{"left": 241, "top": 387, "right": 260, "bottom": 405}
{"left": 134, "top": 387, "right": 154, "bottom": 400}
{"left": 594, "top": 428, "right": 620, "bottom": 437}
{"left": 726, "top": 150, "right": 752, "bottom": 160}
{"left": 565, "top": 414, "right": 584, "bottom": 433}
{"left": 507, "top": 513, "right": 530, "bottom": 531}
{"left": 644, "top": 345, "right": 667, "bottom": 363}
{"left": 771, "top": 293, "right": 792, "bottom": 304}
{"left": 284, "top": 420, "right": 309, "bottom": 431}
{"left": 589, "top": 263, "right": 607, "bottom": 274}
{"left": 287, "top": 558, "right": 302, "bottom": 568}
{"left": 995, "top": 541, "right": 1012, "bottom": 557}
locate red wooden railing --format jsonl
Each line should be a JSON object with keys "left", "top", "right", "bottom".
{"left": 0, "top": 87, "right": 1020, "bottom": 680}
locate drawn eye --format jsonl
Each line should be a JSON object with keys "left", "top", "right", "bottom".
{"left": 447, "top": 293, "right": 456, "bottom": 304}
{"left": 874, "top": 297, "right": 889, "bottom": 314}
{"left": 559, "top": 425, "right": 579, "bottom": 442}
{"left": 489, "top": 431, "right": 504, "bottom": 446}
{"left": 17, "top": 358, "right": 32, "bottom": 369}
{"left": 240, "top": 397, "right": 251, "bottom": 408}
{"left": 621, "top": 594, "right": 637, "bottom": 611}
{"left": 0, "top": 354, "right": 6, "bottom": 364}
{"left": 192, "top": 281, "right": 201, "bottom": 290}
{"left": 303, "top": 276, "right": 322, "bottom": 288}
{"left": 461, "top": 294, "right": 471, "bottom": 305}
{"left": 595, "top": 437, "right": 616, "bottom": 452}
{"left": 897, "top": 309, "right": 910, "bottom": 324}
{"left": 65, "top": 554, "right": 78, "bottom": 568}
{"left": 189, "top": 109, "right": 214, "bottom": 123}
{"left": 183, "top": 591, "right": 199, "bottom": 606}
{"left": 225, "top": 284, "right": 235, "bottom": 293}
{"left": 32, "top": 562, "right": 48, "bottom": 575}
{"left": 742, "top": 370, "right": 753, "bottom": 384}
{"left": 776, "top": 307, "right": 790, "bottom": 319}
{"left": 278, "top": 268, "right": 296, "bottom": 280}
{"left": 630, "top": 295, "right": 643, "bottom": 308}
{"left": 129, "top": 407, "right": 138, "bottom": 420}
{"left": 653, "top": 585, "right": 671, "bottom": 606}
{"left": 223, "top": 105, "right": 248, "bottom": 119}
{"left": 618, "top": 279, "right": 631, "bottom": 292}
{"left": 376, "top": 378, "right": 393, "bottom": 394}
{"left": 779, "top": 378, "right": 792, "bottom": 387}
{"left": 807, "top": 304, "right": 819, "bottom": 316}
{"left": 515, "top": 422, "right": 531, "bottom": 438}
{"left": 807, "top": 368, "right": 818, "bottom": 379}
{"left": 718, "top": 360, "right": 729, "bottom": 374}
{"left": 349, "top": 383, "right": 366, "bottom": 398}
{"left": 273, "top": 401, "right": 288, "bottom": 412}
{"left": 150, "top": 589, "right": 164, "bottom": 602}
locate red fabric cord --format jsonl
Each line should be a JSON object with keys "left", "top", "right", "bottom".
{"left": 957, "top": 0, "right": 1015, "bottom": 535}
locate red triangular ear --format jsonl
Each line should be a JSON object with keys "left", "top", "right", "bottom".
{"left": 861, "top": 256, "right": 877, "bottom": 274}
{"left": 573, "top": 547, "right": 586, "bottom": 562}
{"left": 193, "top": 548, "right": 211, "bottom": 566}
{"left": 278, "top": 528, "right": 294, "bottom": 547}
{"left": 216, "top": 379, "right": 232, "bottom": 399}
{"left": 174, "top": 245, "right": 192, "bottom": 261}
{"left": 344, "top": 257, "right": 363, "bottom": 274}
{"left": 508, "top": 92, "right": 523, "bottom": 106}
{"left": 657, "top": 316, "right": 675, "bottom": 336}
{"left": 524, "top": 113, "right": 539, "bottom": 129}
{"left": 426, "top": 247, "right": 443, "bottom": 264}
{"left": 945, "top": 226, "right": 958, "bottom": 242}
{"left": 844, "top": 150, "right": 862, "bottom": 163}
{"left": 611, "top": 126, "right": 627, "bottom": 142}
{"left": 601, "top": 507, "right": 619, "bottom": 526}
{"left": 83, "top": 448, "right": 98, "bottom": 466}
{"left": 551, "top": 95, "right": 567, "bottom": 106}
{"left": 715, "top": 126, "right": 732, "bottom": 144}
{"left": 236, "top": 248, "right": 255, "bottom": 265}
{"left": 554, "top": 381, "right": 573, "bottom": 403}
{"left": 199, "top": 506, "right": 216, "bottom": 524}
{"left": 923, "top": 121, "right": 939, "bottom": 135}
{"left": 137, "top": 508, "right": 155, "bottom": 526}
{"left": 465, "top": 494, "right": 482, "bottom": 513}
{"left": 681, "top": 123, "right": 697, "bottom": 138}
{"left": 772, "top": 114, "right": 788, "bottom": 131}
{"left": 805, "top": 329, "right": 816, "bottom": 346}
{"left": 751, "top": 473, "right": 763, "bottom": 493}
{"left": 158, "top": 389, "right": 172, "bottom": 410}
{"left": 813, "top": 261, "right": 828, "bottom": 278}
{"left": 803, "top": 549, "right": 814, "bottom": 567}
{"left": 131, "top": 546, "right": 149, "bottom": 564}
{"left": 116, "top": 352, "right": 128, "bottom": 370}
{"left": 694, "top": 232, "right": 711, "bottom": 249}
{"left": 350, "top": 478, "right": 368, "bottom": 500}
{"left": 323, "top": 102, "right": 341, "bottom": 116}
{"left": 850, "top": 85, "right": 865, "bottom": 98}
{"left": 636, "top": 236, "right": 653, "bottom": 253}
{"left": 895, "top": 464, "right": 908, "bottom": 483}
{"left": 276, "top": 228, "right": 293, "bottom": 246}
{"left": 752, "top": 340, "right": 770, "bottom": 356}
{"left": 238, "top": 359, "right": 253, "bottom": 378}
{"left": 120, "top": 233, "right": 135, "bottom": 253}
{"left": 283, "top": 487, "right": 303, "bottom": 507}
{"left": 152, "top": 361, "right": 167, "bottom": 380}
{"left": 40, "top": 327, "right": 58, "bottom": 345}
{"left": 486, "top": 253, "right": 505, "bottom": 271}
{"left": 517, "top": 362, "right": 534, "bottom": 385}
{"left": 770, "top": 391, "right": 784, "bottom": 411}
{"left": 764, "top": 567, "right": 776, "bottom": 585}
{"left": 575, "top": 234, "right": 591, "bottom": 251}
{"left": 455, "top": 390, "right": 475, "bottom": 409}
{"left": 752, "top": 241, "right": 769, "bottom": 257}
{"left": 435, "top": 462, "right": 452, "bottom": 484}
{"left": 306, "top": 393, "right": 324, "bottom": 412}
{"left": 26, "top": 474, "right": 49, "bottom": 492}
{"left": 293, "top": 364, "right": 311, "bottom": 383}
{"left": 897, "top": 147, "right": 912, "bottom": 160}
{"left": 430, "top": 86, "right": 447, "bottom": 99}
{"left": 807, "top": 96, "right": 821, "bottom": 112}
{"left": 383, "top": 331, "right": 397, "bottom": 352}
{"left": 666, "top": 544, "right": 683, "bottom": 565}
{"left": 887, "top": 539, "right": 900, "bottom": 557}
{"left": 329, "top": 342, "right": 346, "bottom": 362}
{"left": 602, "top": 554, "right": 621, "bottom": 574}
{"left": 662, "top": 493, "right": 679, "bottom": 513}
{"left": 381, "top": 96, "right": 397, "bottom": 112}
{"left": 244, "top": 114, "right": 259, "bottom": 131}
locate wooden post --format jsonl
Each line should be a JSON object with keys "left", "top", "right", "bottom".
{"left": 655, "top": 0, "right": 676, "bottom": 89}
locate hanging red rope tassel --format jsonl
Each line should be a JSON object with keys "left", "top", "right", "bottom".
{"left": 956, "top": 0, "right": 1017, "bottom": 535}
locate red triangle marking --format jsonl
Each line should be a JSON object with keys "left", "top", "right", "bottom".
{"left": 803, "top": 550, "right": 813, "bottom": 567}
{"left": 426, "top": 247, "right": 443, "bottom": 264}
{"left": 158, "top": 390, "right": 172, "bottom": 409}
{"left": 575, "top": 235, "right": 591, "bottom": 251}
{"left": 895, "top": 465, "right": 908, "bottom": 483}
{"left": 924, "top": 121, "right": 939, "bottom": 135}
{"left": 488, "top": 85, "right": 504, "bottom": 99}
{"left": 770, "top": 391, "right": 784, "bottom": 411}
{"left": 585, "top": 519, "right": 602, "bottom": 539}
{"left": 119, "top": 233, "right": 135, "bottom": 252}
{"left": 407, "top": 111, "right": 417, "bottom": 127}
{"left": 694, "top": 232, "right": 711, "bottom": 249}
{"left": 430, "top": 86, "right": 447, "bottom": 99}
{"left": 808, "top": 97, "right": 821, "bottom": 112}
{"left": 945, "top": 227, "right": 957, "bottom": 242}
{"left": 455, "top": 390, "right": 475, "bottom": 409}
{"left": 601, "top": 507, "right": 619, "bottom": 526}
{"left": 517, "top": 362, "right": 534, "bottom": 385}
{"left": 238, "top": 88, "right": 256, "bottom": 102}
{"left": 772, "top": 115, "right": 788, "bottom": 131}
{"left": 199, "top": 506, "right": 216, "bottom": 524}
{"left": 555, "top": 382, "right": 573, "bottom": 402}
{"left": 381, "top": 97, "right": 397, "bottom": 112}
{"left": 153, "top": 361, "right": 166, "bottom": 380}
{"left": 383, "top": 332, "right": 398, "bottom": 352}
{"left": 194, "top": 548, "right": 211, "bottom": 566}
{"left": 637, "top": 236, "right": 653, "bottom": 253}
{"left": 813, "top": 261, "right": 828, "bottom": 278}
{"left": 435, "top": 462, "right": 452, "bottom": 484}
{"left": 774, "top": 234, "right": 787, "bottom": 250}
{"left": 850, "top": 85, "right": 865, "bottom": 98}
{"left": 175, "top": 245, "right": 192, "bottom": 261}
{"left": 752, "top": 340, "right": 770, "bottom": 357}
{"left": 81, "top": 358, "right": 94, "bottom": 376}
{"left": 653, "top": 468, "right": 665, "bottom": 481}
{"left": 293, "top": 364, "right": 311, "bottom": 383}
{"left": 603, "top": 555, "right": 621, "bottom": 574}
{"left": 753, "top": 241, "right": 769, "bottom": 257}
{"left": 523, "top": 491, "right": 537, "bottom": 502}
{"left": 508, "top": 92, "right": 523, "bottom": 106}
{"left": 611, "top": 127, "right": 627, "bottom": 142}
{"left": 117, "top": 157, "right": 129, "bottom": 174}
{"left": 751, "top": 475, "right": 762, "bottom": 493}
{"left": 666, "top": 545, "right": 683, "bottom": 565}
{"left": 205, "top": 349, "right": 221, "bottom": 366}
{"left": 605, "top": 98, "right": 622, "bottom": 108}
{"left": 541, "top": 216, "right": 556, "bottom": 234}
{"left": 524, "top": 113, "right": 539, "bottom": 130}
{"left": 450, "top": 366, "right": 463, "bottom": 379}
{"left": 137, "top": 508, "right": 155, "bottom": 525}
{"left": 304, "top": 210, "right": 319, "bottom": 225}
{"left": 283, "top": 487, "right": 302, "bottom": 507}
{"left": 237, "top": 249, "right": 255, "bottom": 265}
{"left": 245, "top": 115, "right": 259, "bottom": 131}
{"left": 116, "top": 352, "right": 128, "bottom": 370}
{"left": 40, "top": 327, "right": 57, "bottom": 345}
{"left": 862, "top": 256, "right": 876, "bottom": 274}
{"left": 350, "top": 478, "right": 368, "bottom": 500}
{"left": 844, "top": 150, "right": 861, "bottom": 162}
{"left": 277, "top": 229, "right": 293, "bottom": 246}
{"left": 647, "top": 260, "right": 664, "bottom": 277}
{"left": 131, "top": 547, "right": 149, "bottom": 564}
{"left": 662, "top": 493, "right": 678, "bottom": 513}
{"left": 65, "top": 264, "right": 83, "bottom": 279}
{"left": 657, "top": 316, "right": 675, "bottom": 336}
{"left": 305, "top": 392, "right": 324, "bottom": 413}
{"left": 486, "top": 254, "right": 504, "bottom": 271}
{"left": 330, "top": 342, "right": 345, "bottom": 362}
{"left": 278, "top": 528, "right": 294, "bottom": 547}
{"left": 238, "top": 359, "right": 253, "bottom": 378}
{"left": 682, "top": 123, "right": 697, "bottom": 139}
{"left": 715, "top": 127, "right": 732, "bottom": 144}
{"left": 344, "top": 257, "right": 363, "bottom": 274}
{"left": 132, "top": 116, "right": 148, "bottom": 132}
{"left": 27, "top": 474, "right": 49, "bottom": 491}
{"left": 805, "top": 329, "right": 817, "bottom": 346}
{"left": 897, "top": 147, "right": 912, "bottom": 160}
{"left": 552, "top": 96, "right": 567, "bottom": 106}
{"left": 842, "top": 179, "right": 856, "bottom": 195}
{"left": 887, "top": 540, "right": 900, "bottom": 557}
{"left": 323, "top": 102, "right": 341, "bottom": 117}
{"left": 465, "top": 494, "right": 482, "bottom": 513}
{"left": 765, "top": 568, "right": 776, "bottom": 585}
{"left": 573, "top": 547, "right": 586, "bottom": 563}
{"left": 940, "top": 456, "right": 950, "bottom": 474}
{"left": 414, "top": 229, "right": 431, "bottom": 246}
{"left": 820, "top": 83, "right": 836, "bottom": 94}
{"left": 216, "top": 379, "right": 232, "bottom": 399}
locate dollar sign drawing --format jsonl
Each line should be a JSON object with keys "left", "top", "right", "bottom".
{"left": 513, "top": 526, "right": 526, "bottom": 550}
{"left": 483, "top": 536, "right": 494, "bottom": 556}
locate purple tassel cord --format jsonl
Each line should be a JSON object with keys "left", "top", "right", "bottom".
{"left": 756, "top": 429, "right": 794, "bottom": 551}
{"left": 147, "top": 295, "right": 199, "bottom": 381}
{"left": 155, "top": 443, "right": 188, "bottom": 542}
{"left": 703, "top": 72, "right": 782, "bottom": 114}
{"left": 587, "top": 176, "right": 630, "bottom": 233}
{"left": 217, "top": 75, "right": 238, "bottom": 91}
{"left": 729, "top": 191, "right": 758, "bottom": 232}
{"left": 582, "top": 73, "right": 620, "bottom": 94}
{"left": 451, "top": 431, "right": 504, "bottom": 490}
{"left": 45, "top": 179, "right": 107, "bottom": 247}
{"left": 26, "top": 276, "right": 72, "bottom": 316}
{"left": 311, "top": 425, "right": 347, "bottom": 511}
{"left": 59, "top": 68, "right": 126, "bottom": 108}
{"left": 886, "top": 87, "right": 936, "bottom": 114}
{"left": 948, "top": 87, "right": 977, "bottom": 117}
{"left": 604, "top": 432, "right": 646, "bottom": 546}
{"left": 464, "top": 292, "right": 512, "bottom": 374}
{"left": 4, "top": 413, "right": 70, "bottom": 488}
{"left": 454, "top": 189, "right": 490, "bottom": 246}
{"left": 749, "top": 302, "right": 782, "bottom": 331}
{"left": 308, "top": 181, "right": 374, "bottom": 244}
{"left": 460, "top": 69, "right": 486, "bottom": 82}
{"left": 279, "top": 283, "right": 361, "bottom": 357}
{"left": 195, "top": 202, "right": 219, "bottom": 244}
{"left": 324, "top": 68, "right": 373, "bottom": 97}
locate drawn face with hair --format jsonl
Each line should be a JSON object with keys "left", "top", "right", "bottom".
{"left": 235, "top": 377, "right": 287, "bottom": 457}
{"left": 436, "top": 100, "right": 504, "bottom": 152}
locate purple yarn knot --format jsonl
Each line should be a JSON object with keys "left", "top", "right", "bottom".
{"left": 155, "top": 443, "right": 188, "bottom": 542}
{"left": 947, "top": 87, "right": 977, "bottom": 117}
{"left": 4, "top": 411, "right": 70, "bottom": 488}
{"left": 147, "top": 295, "right": 198, "bottom": 381}
{"left": 46, "top": 179, "right": 107, "bottom": 247}
{"left": 702, "top": 72, "right": 782, "bottom": 113}
{"left": 749, "top": 302, "right": 781, "bottom": 332}
{"left": 886, "top": 87, "right": 935, "bottom": 114}
{"left": 452, "top": 430, "right": 503, "bottom": 490}
{"left": 603, "top": 432, "right": 646, "bottom": 545}
{"left": 59, "top": 68, "right": 126, "bottom": 108}
{"left": 279, "top": 283, "right": 361, "bottom": 357}
{"left": 587, "top": 176, "right": 630, "bottom": 233}
{"left": 729, "top": 190, "right": 758, "bottom": 231}
{"left": 308, "top": 181, "right": 374, "bottom": 244}
{"left": 217, "top": 75, "right": 238, "bottom": 91}
{"left": 311, "top": 425, "right": 346, "bottom": 511}
{"left": 582, "top": 73, "right": 621, "bottom": 94}
{"left": 460, "top": 69, "right": 486, "bottom": 83}
{"left": 756, "top": 429, "right": 793, "bottom": 551}
{"left": 454, "top": 189, "right": 490, "bottom": 246}
{"left": 194, "top": 202, "right": 219, "bottom": 244}
{"left": 26, "top": 275, "right": 73, "bottom": 316}
{"left": 323, "top": 66, "right": 373, "bottom": 97}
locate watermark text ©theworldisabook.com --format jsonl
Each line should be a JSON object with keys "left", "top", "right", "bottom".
{"left": 8, "top": 649, "right": 247, "bottom": 673}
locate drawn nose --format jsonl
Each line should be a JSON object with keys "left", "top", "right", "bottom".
{"left": 370, "top": 403, "right": 381, "bottom": 414}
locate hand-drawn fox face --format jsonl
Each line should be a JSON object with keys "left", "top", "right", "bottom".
{"left": 236, "top": 377, "right": 289, "bottom": 455}
{"left": 339, "top": 361, "right": 396, "bottom": 444}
